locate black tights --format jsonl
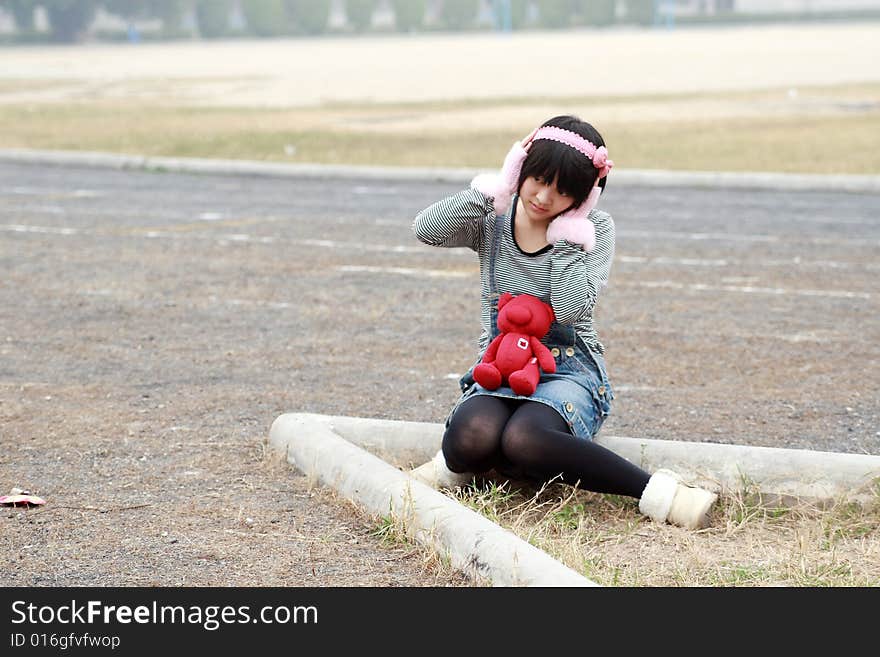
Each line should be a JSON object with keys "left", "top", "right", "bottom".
{"left": 442, "top": 395, "right": 650, "bottom": 498}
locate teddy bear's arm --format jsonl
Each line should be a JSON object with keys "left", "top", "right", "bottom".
{"left": 530, "top": 337, "right": 557, "bottom": 374}
{"left": 481, "top": 334, "right": 503, "bottom": 364}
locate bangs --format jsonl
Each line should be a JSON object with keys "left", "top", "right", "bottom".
{"left": 518, "top": 139, "right": 597, "bottom": 208}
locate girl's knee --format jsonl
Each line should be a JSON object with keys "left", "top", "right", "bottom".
{"left": 501, "top": 402, "right": 568, "bottom": 465}
{"left": 443, "top": 411, "right": 503, "bottom": 467}
{"left": 499, "top": 418, "right": 544, "bottom": 466}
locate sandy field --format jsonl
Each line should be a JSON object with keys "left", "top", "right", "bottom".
{"left": 2, "top": 22, "right": 879, "bottom": 109}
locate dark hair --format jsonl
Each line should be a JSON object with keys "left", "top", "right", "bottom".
{"left": 517, "top": 115, "right": 607, "bottom": 210}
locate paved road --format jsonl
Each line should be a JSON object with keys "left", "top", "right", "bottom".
{"left": 3, "top": 162, "right": 879, "bottom": 452}
{"left": 1, "top": 161, "right": 878, "bottom": 583}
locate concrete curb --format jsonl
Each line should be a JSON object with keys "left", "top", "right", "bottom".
{"left": 3, "top": 148, "right": 880, "bottom": 193}
{"left": 268, "top": 413, "right": 598, "bottom": 587}
{"left": 280, "top": 412, "right": 880, "bottom": 502}
{"left": 269, "top": 412, "right": 879, "bottom": 587}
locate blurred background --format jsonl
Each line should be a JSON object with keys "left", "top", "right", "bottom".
{"left": 1, "top": 0, "right": 879, "bottom": 174}
{"left": 3, "top": 1, "right": 880, "bottom": 42}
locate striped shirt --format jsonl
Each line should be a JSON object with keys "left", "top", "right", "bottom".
{"left": 413, "top": 187, "right": 615, "bottom": 355}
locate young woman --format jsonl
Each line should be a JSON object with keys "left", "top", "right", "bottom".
{"left": 409, "top": 115, "right": 716, "bottom": 529}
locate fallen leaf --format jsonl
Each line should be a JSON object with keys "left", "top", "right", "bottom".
{"left": 0, "top": 494, "right": 46, "bottom": 507}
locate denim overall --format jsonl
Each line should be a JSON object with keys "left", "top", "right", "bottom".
{"left": 449, "top": 203, "right": 615, "bottom": 441}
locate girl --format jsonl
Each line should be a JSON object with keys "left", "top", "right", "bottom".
{"left": 410, "top": 115, "right": 717, "bottom": 529}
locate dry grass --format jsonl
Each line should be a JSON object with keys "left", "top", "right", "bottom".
{"left": 367, "top": 504, "right": 488, "bottom": 587}
{"left": 293, "top": 482, "right": 477, "bottom": 587}
{"left": 1, "top": 82, "right": 878, "bottom": 174}
{"left": 449, "top": 476, "right": 880, "bottom": 587}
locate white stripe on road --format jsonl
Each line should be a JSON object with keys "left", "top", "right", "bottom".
{"left": 72, "top": 289, "right": 867, "bottom": 346}
{"left": 618, "top": 254, "right": 880, "bottom": 271}
{"left": 619, "top": 229, "right": 876, "bottom": 248}
{"left": 1, "top": 223, "right": 79, "bottom": 235}
{"left": 0, "top": 224, "right": 448, "bottom": 255}
{"left": 618, "top": 325, "right": 849, "bottom": 344}
{"left": 626, "top": 279, "right": 872, "bottom": 300}
{"left": 11, "top": 223, "right": 874, "bottom": 271}
{"left": 618, "top": 255, "right": 730, "bottom": 266}
{"left": 0, "top": 188, "right": 105, "bottom": 198}
{"left": 337, "top": 265, "right": 472, "bottom": 279}
{"left": 296, "top": 238, "right": 430, "bottom": 254}
{"left": 209, "top": 296, "right": 293, "bottom": 309}
{"left": 352, "top": 185, "right": 400, "bottom": 195}
{"left": 2, "top": 224, "right": 876, "bottom": 294}
{"left": 620, "top": 229, "right": 781, "bottom": 243}
{"left": 8, "top": 223, "right": 875, "bottom": 267}
{"left": 344, "top": 264, "right": 874, "bottom": 300}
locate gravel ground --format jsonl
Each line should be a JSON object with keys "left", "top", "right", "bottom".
{"left": 1, "top": 161, "right": 878, "bottom": 586}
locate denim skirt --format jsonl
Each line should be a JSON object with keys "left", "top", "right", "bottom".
{"left": 447, "top": 337, "right": 614, "bottom": 441}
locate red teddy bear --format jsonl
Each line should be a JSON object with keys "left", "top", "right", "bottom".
{"left": 473, "top": 293, "right": 557, "bottom": 396}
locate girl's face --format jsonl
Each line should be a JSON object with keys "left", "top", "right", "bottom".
{"left": 518, "top": 175, "right": 574, "bottom": 224}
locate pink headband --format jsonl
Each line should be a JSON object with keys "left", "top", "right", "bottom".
{"left": 533, "top": 126, "right": 614, "bottom": 179}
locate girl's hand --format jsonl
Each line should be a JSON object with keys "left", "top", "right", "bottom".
{"left": 470, "top": 126, "right": 540, "bottom": 215}
{"left": 545, "top": 184, "right": 602, "bottom": 251}
{"left": 546, "top": 214, "right": 596, "bottom": 251}
{"left": 470, "top": 139, "right": 529, "bottom": 215}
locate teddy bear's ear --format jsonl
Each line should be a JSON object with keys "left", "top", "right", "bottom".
{"left": 497, "top": 292, "right": 514, "bottom": 309}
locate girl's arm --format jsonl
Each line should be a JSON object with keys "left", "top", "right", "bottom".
{"left": 412, "top": 188, "right": 491, "bottom": 251}
{"left": 549, "top": 211, "right": 615, "bottom": 323}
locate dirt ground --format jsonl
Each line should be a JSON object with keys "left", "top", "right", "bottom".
{"left": 1, "top": 160, "right": 878, "bottom": 587}
{"left": 0, "top": 163, "right": 481, "bottom": 586}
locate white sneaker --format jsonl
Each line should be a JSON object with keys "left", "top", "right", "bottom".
{"left": 408, "top": 450, "right": 472, "bottom": 490}
{"left": 638, "top": 469, "right": 717, "bottom": 529}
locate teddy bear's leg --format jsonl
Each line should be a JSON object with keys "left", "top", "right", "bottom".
{"left": 473, "top": 362, "right": 502, "bottom": 390}
{"left": 508, "top": 358, "right": 540, "bottom": 396}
